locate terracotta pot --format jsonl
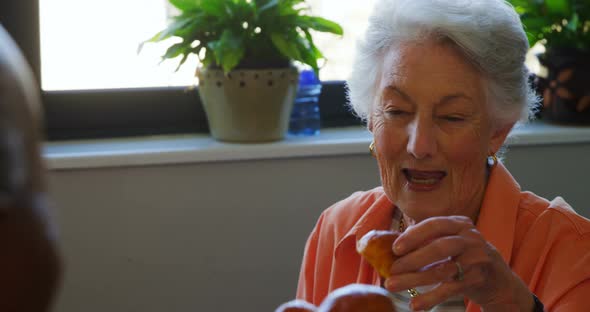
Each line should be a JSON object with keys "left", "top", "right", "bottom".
{"left": 197, "top": 67, "right": 299, "bottom": 142}
{"left": 537, "top": 48, "right": 590, "bottom": 124}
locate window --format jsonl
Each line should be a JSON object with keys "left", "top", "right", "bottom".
{"left": 4, "top": 1, "right": 548, "bottom": 141}
{"left": 1, "top": 0, "right": 363, "bottom": 140}
{"left": 39, "top": 0, "right": 376, "bottom": 91}
{"left": 39, "top": 0, "right": 200, "bottom": 91}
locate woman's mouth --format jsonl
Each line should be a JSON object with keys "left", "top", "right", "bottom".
{"left": 402, "top": 168, "right": 447, "bottom": 191}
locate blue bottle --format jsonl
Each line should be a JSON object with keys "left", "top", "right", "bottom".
{"left": 289, "top": 69, "right": 321, "bottom": 136}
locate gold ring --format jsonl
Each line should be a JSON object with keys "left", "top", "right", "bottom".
{"left": 454, "top": 260, "right": 464, "bottom": 282}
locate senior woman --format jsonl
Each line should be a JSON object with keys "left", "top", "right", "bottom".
{"left": 296, "top": 0, "right": 590, "bottom": 311}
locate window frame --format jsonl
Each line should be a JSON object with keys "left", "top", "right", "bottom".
{"left": 1, "top": 0, "right": 361, "bottom": 141}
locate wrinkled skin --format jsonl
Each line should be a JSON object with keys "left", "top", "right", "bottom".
{"left": 370, "top": 39, "right": 533, "bottom": 311}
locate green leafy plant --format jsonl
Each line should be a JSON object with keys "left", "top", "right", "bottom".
{"left": 140, "top": 0, "right": 343, "bottom": 76}
{"left": 508, "top": 0, "right": 590, "bottom": 51}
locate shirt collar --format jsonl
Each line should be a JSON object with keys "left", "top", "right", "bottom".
{"left": 335, "top": 190, "right": 394, "bottom": 254}
{"left": 475, "top": 162, "right": 521, "bottom": 264}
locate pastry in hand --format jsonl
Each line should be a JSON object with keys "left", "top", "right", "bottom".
{"left": 275, "top": 299, "right": 317, "bottom": 312}
{"left": 356, "top": 230, "right": 401, "bottom": 278}
{"left": 316, "top": 284, "right": 395, "bottom": 312}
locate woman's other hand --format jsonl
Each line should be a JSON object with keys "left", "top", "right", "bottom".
{"left": 384, "top": 216, "right": 534, "bottom": 311}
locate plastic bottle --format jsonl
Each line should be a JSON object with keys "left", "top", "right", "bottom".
{"left": 289, "top": 69, "right": 321, "bottom": 136}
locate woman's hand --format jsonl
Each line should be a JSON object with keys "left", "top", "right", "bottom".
{"left": 383, "top": 216, "right": 534, "bottom": 311}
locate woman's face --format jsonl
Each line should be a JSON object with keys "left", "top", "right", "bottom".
{"left": 370, "top": 41, "right": 510, "bottom": 222}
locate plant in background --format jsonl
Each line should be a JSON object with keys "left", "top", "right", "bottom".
{"left": 140, "top": 0, "right": 343, "bottom": 77}
{"left": 508, "top": 0, "right": 590, "bottom": 51}
{"left": 508, "top": 0, "right": 590, "bottom": 123}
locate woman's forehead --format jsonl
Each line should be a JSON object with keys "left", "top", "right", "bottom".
{"left": 379, "top": 41, "right": 486, "bottom": 101}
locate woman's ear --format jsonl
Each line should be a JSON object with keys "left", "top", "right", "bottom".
{"left": 489, "top": 122, "right": 515, "bottom": 154}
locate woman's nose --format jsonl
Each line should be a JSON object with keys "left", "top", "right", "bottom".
{"left": 406, "top": 119, "right": 437, "bottom": 159}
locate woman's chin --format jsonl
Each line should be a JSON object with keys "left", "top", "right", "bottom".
{"left": 397, "top": 185, "right": 450, "bottom": 220}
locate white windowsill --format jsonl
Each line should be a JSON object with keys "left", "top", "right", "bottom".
{"left": 44, "top": 121, "right": 590, "bottom": 170}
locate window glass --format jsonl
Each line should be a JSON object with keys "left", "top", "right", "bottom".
{"left": 39, "top": 0, "right": 376, "bottom": 91}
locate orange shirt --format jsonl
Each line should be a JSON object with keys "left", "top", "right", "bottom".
{"left": 296, "top": 163, "right": 590, "bottom": 311}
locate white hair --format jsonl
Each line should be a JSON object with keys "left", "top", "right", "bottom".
{"left": 347, "top": 0, "right": 540, "bottom": 128}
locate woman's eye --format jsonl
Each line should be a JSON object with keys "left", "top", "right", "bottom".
{"left": 441, "top": 115, "right": 465, "bottom": 122}
{"left": 385, "top": 109, "right": 410, "bottom": 117}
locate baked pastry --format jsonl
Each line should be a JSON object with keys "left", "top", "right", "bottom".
{"left": 356, "top": 230, "right": 400, "bottom": 278}
{"left": 316, "top": 284, "right": 395, "bottom": 312}
{"left": 275, "top": 299, "right": 317, "bottom": 312}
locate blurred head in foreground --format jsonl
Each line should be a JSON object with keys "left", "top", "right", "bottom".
{"left": 0, "top": 24, "right": 61, "bottom": 312}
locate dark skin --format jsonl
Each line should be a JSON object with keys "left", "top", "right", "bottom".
{"left": 0, "top": 198, "right": 61, "bottom": 312}
{"left": 0, "top": 25, "right": 61, "bottom": 311}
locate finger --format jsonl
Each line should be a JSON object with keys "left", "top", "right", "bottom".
{"left": 411, "top": 255, "right": 494, "bottom": 311}
{"left": 409, "top": 280, "right": 465, "bottom": 311}
{"left": 384, "top": 259, "right": 458, "bottom": 293}
{"left": 393, "top": 216, "right": 474, "bottom": 255}
{"left": 390, "top": 235, "right": 468, "bottom": 275}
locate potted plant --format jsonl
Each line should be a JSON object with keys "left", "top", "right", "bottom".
{"left": 141, "top": 0, "right": 343, "bottom": 142}
{"left": 509, "top": 0, "right": 590, "bottom": 124}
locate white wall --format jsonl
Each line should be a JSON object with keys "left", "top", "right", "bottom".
{"left": 49, "top": 143, "right": 590, "bottom": 312}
